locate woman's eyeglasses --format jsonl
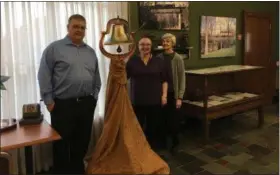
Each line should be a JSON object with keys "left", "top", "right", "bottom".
{"left": 139, "top": 43, "right": 151, "bottom": 46}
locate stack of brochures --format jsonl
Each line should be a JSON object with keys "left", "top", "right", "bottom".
{"left": 183, "top": 92, "right": 258, "bottom": 108}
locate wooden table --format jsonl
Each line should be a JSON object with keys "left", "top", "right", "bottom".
{"left": 183, "top": 65, "right": 265, "bottom": 140}
{"left": 1, "top": 120, "right": 60, "bottom": 151}
{"left": 0, "top": 120, "right": 61, "bottom": 174}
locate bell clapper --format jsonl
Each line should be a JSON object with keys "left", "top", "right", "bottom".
{"left": 117, "top": 45, "right": 122, "bottom": 53}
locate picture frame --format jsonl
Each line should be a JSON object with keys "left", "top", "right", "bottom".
{"left": 200, "top": 15, "right": 237, "bottom": 59}
{"left": 138, "top": 2, "right": 189, "bottom": 30}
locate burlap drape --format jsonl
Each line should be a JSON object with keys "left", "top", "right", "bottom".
{"left": 84, "top": 59, "right": 170, "bottom": 174}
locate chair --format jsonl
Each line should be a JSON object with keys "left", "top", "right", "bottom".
{"left": 0, "top": 152, "right": 12, "bottom": 174}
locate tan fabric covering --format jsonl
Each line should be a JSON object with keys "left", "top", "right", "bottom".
{"left": 85, "top": 59, "right": 170, "bottom": 174}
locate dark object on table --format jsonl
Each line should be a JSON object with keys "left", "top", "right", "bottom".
{"left": 20, "top": 103, "right": 43, "bottom": 126}
{"left": 0, "top": 118, "right": 17, "bottom": 133}
{"left": 22, "top": 103, "right": 41, "bottom": 119}
{"left": 19, "top": 114, "right": 43, "bottom": 126}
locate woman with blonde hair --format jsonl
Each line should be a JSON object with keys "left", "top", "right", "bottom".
{"left": 157, "top": 33, "right": 186, "bottom": 152}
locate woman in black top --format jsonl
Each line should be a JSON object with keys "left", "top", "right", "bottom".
{"left": 126, "top": 36, "right": 168, "bottom": 150}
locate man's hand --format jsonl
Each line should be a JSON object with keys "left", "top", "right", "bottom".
{"left": 176, "top": 99, "right": 182, "bottom": 109}
{"left": 161, "top": 96, "right": 167, "bottom": 106}
{"left": 47, "top": 103, "right": 55, "bottom": 112}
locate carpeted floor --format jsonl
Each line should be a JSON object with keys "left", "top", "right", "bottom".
{"left": 158, "top": 104, "right": 279, "bottom": 175}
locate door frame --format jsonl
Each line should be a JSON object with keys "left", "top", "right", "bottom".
{"left": 243, "top": 11, "right": 276, "bottom": 104}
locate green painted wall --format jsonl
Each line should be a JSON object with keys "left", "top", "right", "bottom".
{"left": 128, "top": 1, "right": 279, "bottom": 69}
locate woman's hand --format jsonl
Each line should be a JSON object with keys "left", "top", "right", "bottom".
{"left": 176, "top": 99, "right": 182, "bottom": 109}
{"left": 161, "top": 96, "right": 167, "bottom": 106}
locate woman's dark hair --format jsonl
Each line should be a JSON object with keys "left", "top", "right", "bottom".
{"left": 138, "top": 35, "right": 152, "bottom": 44}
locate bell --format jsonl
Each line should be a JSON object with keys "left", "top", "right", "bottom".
{"left": 104, "top": 24, "right": 133, "bottom": 45}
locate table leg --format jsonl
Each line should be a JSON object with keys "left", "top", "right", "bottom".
{"left": 25, "top": 146, "right": 36, "bottom": 175}
{"left": 257, "top": 107, "right": 264, "bottom": 128}
{"left": 203, "top": 117, "right": 210, "bottom": 141}
{"left": 17, "top": 149, "right": 22, "bottom": 174}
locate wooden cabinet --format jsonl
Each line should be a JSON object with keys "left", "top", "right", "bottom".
{"left": 182, "top": 65, "right": 265, "bottom": 140}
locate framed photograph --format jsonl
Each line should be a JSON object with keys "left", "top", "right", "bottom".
{"left": 138, "top": 2, "right": 189, "bottom": 30}
{"left": 200, "top": 16, "right": 237, "bottom": 59}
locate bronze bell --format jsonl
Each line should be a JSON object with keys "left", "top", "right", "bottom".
{"left": 104, "top": 23, "right": 133, "bottom": 45}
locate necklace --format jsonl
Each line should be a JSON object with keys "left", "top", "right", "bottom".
{"left": 142, "top": 54, "right": 152, "bottom": 65}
